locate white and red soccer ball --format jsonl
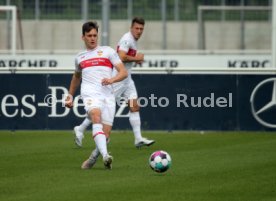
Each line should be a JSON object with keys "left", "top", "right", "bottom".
{"left": 149, "top": 150, "right": 172, "bottom": 173}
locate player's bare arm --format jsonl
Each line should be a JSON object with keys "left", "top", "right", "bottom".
{"left": 118, "top": 50, "right": 144, "bottom": 63}
{"left": 65, "top": 72, "right": 81, "bottom": 108}
{"left": 101, "top": 62, "right": 128, "bottom": 86}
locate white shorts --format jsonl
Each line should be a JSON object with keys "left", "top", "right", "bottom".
{"left": 82, "top": 94, "right": 116, "bottom": 126}
{"left": 113, "top": 79, "right": 138, "bottom": 100}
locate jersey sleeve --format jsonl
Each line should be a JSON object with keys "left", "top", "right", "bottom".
{"left": 74, "top": 57, "right": 81, "bottom": 72}
{"left": 108, "top": 48, "right": 123, "bottom": 65}
{"left": 118, "top": 39, "right": 130, "bottom": 52}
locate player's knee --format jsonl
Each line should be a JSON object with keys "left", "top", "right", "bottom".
{"left": 91, "top": 116, "right": 101, "bottom": 123}
{"left": 89, "top": 110, "right": 101, "bottom": 123}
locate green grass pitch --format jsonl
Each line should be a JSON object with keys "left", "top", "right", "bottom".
{"left": 0, "top": 130, "right": 276, "bottom": 201}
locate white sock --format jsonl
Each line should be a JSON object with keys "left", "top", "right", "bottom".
{"left": 129, "top": 112, "right": 142, "bottom": 141}
{"left": 89, "top": 138, "right": 110, "bottom": 160}
{"left": 78, "top": 117, "right": 91, "bottom": 132}
{"left": 93, "top": 124, "right": 108, "bottom": 157}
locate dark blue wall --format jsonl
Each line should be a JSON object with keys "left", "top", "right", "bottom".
{"left": 0, "top": 74, "right": 275, "bottom": 131}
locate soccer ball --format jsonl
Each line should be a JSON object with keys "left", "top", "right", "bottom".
{"left": 149, "top": 150, "right": 172, "bottom": 173}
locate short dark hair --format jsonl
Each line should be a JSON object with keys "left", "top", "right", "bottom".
{"left": 82, "top": 21, "right": 99, "bottom": 35}
{"left": 131, "top": 17, "right": 145, "bottom": 26}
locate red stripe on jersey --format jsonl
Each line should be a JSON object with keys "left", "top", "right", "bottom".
{"left": 117, "top": 46, "right": 137, "bottom": 56}
{"left": 127, "top": 48, "right": 137, "bottom": 56}
{"left": 80, "top": 58, "right": 113, "bottom": 69}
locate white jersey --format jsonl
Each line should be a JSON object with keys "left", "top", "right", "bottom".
{"left": 111, "top": 32, "right": 140, "bottom": 100}
{"left": 75, "top": 46, "right": 122, "bottom": 97}
{"left": 114, "top": 31, "right": 138, "bottom": 79}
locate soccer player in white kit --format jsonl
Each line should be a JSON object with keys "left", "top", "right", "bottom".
{"left": 74, "top": 17, "right": 155, "bottom": 151}
{"left": 65, "top": 21, "right": 127, "bottom": 170}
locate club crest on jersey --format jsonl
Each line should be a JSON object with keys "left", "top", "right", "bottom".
{"left": 97, "top": 50, "right": 103, "bottom": 56}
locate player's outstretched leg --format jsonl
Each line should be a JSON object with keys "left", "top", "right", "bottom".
{"left": 129, "top": 111, "right": 155, "bottom": 148}
{"left": 74, "top": 117, "right": 91, "bottom": 147}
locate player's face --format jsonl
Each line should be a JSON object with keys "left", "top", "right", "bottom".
{"left": 131, "top": 22, "right": 144, "bottom": 40}
{"left": 82, "top": 28, "right": 98, "bottom": 50}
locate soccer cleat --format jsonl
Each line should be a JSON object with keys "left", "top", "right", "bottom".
{"left": 74, "top": 126, "right": 84, "bottom": 147}
{"left": 135, "top": 138, "right": 155, "bottom": 148}
{"left": 81, "top": 157, "right": 97, "bottom": 169}
{"left": 103, "top": 154, "right": 113, "bottom": 170}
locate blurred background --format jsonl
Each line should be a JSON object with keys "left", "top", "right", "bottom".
{"left": 0, "top": 0, "right": 272, "bottom": 53}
